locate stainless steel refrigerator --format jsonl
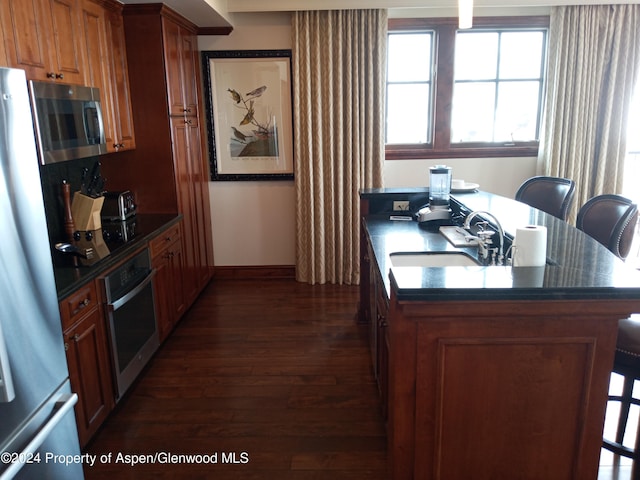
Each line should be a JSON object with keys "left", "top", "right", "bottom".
{"left": 0, "top": 68, "right": 84, "bottom": 478}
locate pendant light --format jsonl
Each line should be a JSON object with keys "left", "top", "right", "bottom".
{"left": 459, "top": 0, "right": 474, "bottom": 29}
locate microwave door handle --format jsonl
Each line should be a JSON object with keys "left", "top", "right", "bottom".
{"left": 0, "top": 319, "right": 16, "bottom": 402}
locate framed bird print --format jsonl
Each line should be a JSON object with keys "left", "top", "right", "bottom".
{"left": 202, "top": 50, "right": 294, "bottom": 181}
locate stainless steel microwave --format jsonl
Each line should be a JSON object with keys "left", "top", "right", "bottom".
{"left": 29, "top": 81, "right": 107, "bottom": 164}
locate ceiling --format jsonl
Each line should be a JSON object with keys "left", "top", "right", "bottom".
{"left": 120, "top": 0, "right": 640, "bottom": 28}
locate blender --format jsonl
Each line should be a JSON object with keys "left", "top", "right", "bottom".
{"left": 416, "top": 165, "right": 452, "bottom": 223}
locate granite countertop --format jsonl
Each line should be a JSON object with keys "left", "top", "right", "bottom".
{"left": 364, "top": 190, "right": 640, "bottom": 302}
{"left": 53, "top": 213, "right": 181, "bottom": 300}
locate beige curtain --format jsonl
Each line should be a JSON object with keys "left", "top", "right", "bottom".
{"left": 539, "top": 4, "right": 640, "bottom": 224}
{"left": 292, "top": 10, "right": 387, "bottom": 285}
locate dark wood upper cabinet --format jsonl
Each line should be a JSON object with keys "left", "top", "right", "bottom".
{"left": 162, "top": 17, "right": 199, "bottom": 117}
{"left": 1, "top": 0, "right": 87, "bottom": 84}
{"left": 105, "top": 6, "right": 136, "bottom": 151}
{"left": 80, "top": 0, "right": 135, "bottom": 153}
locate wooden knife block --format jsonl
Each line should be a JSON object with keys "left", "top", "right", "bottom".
{"left": 71, "top": 192, "right": 105, "bottom": 231}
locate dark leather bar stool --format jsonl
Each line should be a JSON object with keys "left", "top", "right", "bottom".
{"left": 579, "top": 194, "right": 640, "bottom": 477}
{"left": 576, "top": 194, "right": 638, "bottom": 259}
{"left": 515, "top": 176, "right": 576, "bottom": 221}
{"left": 605, "top": 315, "right": 640, "bottom": 479}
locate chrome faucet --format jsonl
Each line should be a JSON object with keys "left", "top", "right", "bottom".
{"left": 463, "top": 211, "right": 505, "bottom": 265}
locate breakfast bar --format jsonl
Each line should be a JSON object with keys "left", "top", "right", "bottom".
{"left": 359, "top": 188, "right": 640, "bottom": 479}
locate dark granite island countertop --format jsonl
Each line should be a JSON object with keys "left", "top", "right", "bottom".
{"left": 363, "top": 189, "right": 640, "bottom": 302}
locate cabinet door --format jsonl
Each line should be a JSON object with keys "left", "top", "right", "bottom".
{"left": 0, "top": 0, "right": 51, "bottom": 79}
{"left": 64, "top": 305, "right": 114, "bottom": 447}
{"left": 162, "top": 18, "right": 186, "bottom": 117}
{"left": 180, "top": 30, "right": 199, "bottom": 116}
{"left": 80, "top": 0, "right": 115, "bottom": 149}
{"left": 47, "top": 0, "right": 86, "bottom": 84}
{"left": 152, "top": 248, "right": 173, "bottom": 342}
{"left": 186, "top": 116, "right": 212, "bottom": 288}
{"left": 375, "top": 277, "right": 389, "bottom": 421}
{"left": 162, "top": 17, "right": 198, "bottom": 117}
{"left": 172, "top": 116, "right": 212, "bottom": 299}
{"left": 151, "top": 229, "right": 185, "bottom": 343}
{"left": 1, "top": 0, "right": 86, "bottom": 84}
{"left": 170, "top": 238, "right": 186, "bottom": 318}
{"left": 0, "top": 19, "right": 8, "bottom": 66}
{"left": 170, "top": 116, "right": 199, "bottom": 304}
{"left": 106, "top": 8, "right": 135, "bottom": 151}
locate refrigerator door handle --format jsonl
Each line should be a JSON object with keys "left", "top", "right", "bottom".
{"left": 0, "top": 320, "right": 15, "bottom": 402}
{"left": 0, "top": 393, "right": 78, "bottom": 480}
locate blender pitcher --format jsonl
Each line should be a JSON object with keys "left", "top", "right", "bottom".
{"left": 429, "top": 165, "right": 452, "bottom": 209}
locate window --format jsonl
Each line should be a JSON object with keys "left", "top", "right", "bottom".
{"left": 386, "top": 32, "right": 434, "bottom": 144}
{"left": 386, "top": 17, "right": 549, "bottom": 160}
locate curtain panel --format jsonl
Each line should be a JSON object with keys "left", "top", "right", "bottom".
{"left": 539, "top": 4, "right": 640, "bottom": 224}
{"left": 292, "top": 10, "right": 387, "bottom": 285}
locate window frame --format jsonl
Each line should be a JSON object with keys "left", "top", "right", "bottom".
{"left": 386, "top": 16, "right": 550, "bottom": 160}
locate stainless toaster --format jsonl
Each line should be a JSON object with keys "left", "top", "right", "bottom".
{"left": 101, "top": 191, "right": 136, "bottom": 221}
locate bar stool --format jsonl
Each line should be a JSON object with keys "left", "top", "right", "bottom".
{"left": 515, "top": 176, "right": 576, "bottom": 221}
{"left": 605, "top": 315, "right": 640, "bottom": 480}
{"left": 576, "top": 194, "right": 637, "bottom": 259}
{"left": 578, "top": 195, "right": 640, "bottom": 477}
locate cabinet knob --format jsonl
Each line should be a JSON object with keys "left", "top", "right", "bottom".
{"left": 64, "top": 342, "right": 69, "bottom": 351}
{"left": 56, "top": 73, "right": 64, "bottom": 80}
{"left": 73, "top": 334, "right": 81, "bottom": 342}
{"left": 47, "top": 72, "right": 56, "bottom": 79}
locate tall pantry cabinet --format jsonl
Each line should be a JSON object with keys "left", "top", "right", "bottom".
{"left": 100, "top": 4, "right": 213, "bottom": 305}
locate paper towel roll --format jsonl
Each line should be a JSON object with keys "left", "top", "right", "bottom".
{"left": 512, "top": 225, "right": 547, "bottom": 267}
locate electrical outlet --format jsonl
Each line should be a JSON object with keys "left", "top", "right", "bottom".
{"left": 393, "top": 200, "right": 410, "bottom": 211}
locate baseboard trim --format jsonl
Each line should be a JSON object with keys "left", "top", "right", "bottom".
{"left": 213, "top": 265, "right": 296, "bottom": 279}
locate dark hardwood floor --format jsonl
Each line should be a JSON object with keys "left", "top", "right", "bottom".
{"left": 83, "top": 277, "right": 634, "bottom": 479}
{"left": 84, "top": 278, "right": 388, "bottom": 479}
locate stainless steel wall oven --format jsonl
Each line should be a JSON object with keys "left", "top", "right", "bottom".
{"left": 103, "top": 248, "right": 159, "bottom": 400}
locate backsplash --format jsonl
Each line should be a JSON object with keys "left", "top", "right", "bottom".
{"left": 39, "top": 156, "right": 101, "bottom": 245}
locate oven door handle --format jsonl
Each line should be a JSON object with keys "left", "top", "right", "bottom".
{"left": 108, "top": 269, "right": 156, "bottom": 312}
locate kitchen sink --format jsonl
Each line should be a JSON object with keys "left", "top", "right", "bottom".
{"left": 390, "top": 251, "right": 480, "bottom": 267}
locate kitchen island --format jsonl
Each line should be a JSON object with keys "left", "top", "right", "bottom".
{"left": 359, "top": 188, "right": 640, "bottom": 480}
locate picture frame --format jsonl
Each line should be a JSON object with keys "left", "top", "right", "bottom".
{"left": 201, "top": 50, "right": 294, "bottom": 181}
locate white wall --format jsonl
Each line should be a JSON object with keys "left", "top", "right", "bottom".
{"left": 199, "top": 13, "right": 296, "bottom": 266}
{"left": 199, "top": 12, "right": 540, "bottom": 266}
{"left": 385, "top": 157, "right": 538, "bottom": 198}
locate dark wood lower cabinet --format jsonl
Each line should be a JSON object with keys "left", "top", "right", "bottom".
{"left": 150, "top": 222, "right": 185, "bottom": 343}
{"left": 61, "top": 220, "right": 193, "bottom": 447}
{"left": 385, "top": 295, "right": 627, "bottom": 479}
{"left": 62, "top": 287, "right": 114, "bottom": 447}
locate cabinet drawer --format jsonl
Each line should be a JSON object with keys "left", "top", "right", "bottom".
{"left": 149, "top": 223, "right": 181, "bottom": 258}
{"left": 60, "top": 281, "right": 99, "bottom": 330}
